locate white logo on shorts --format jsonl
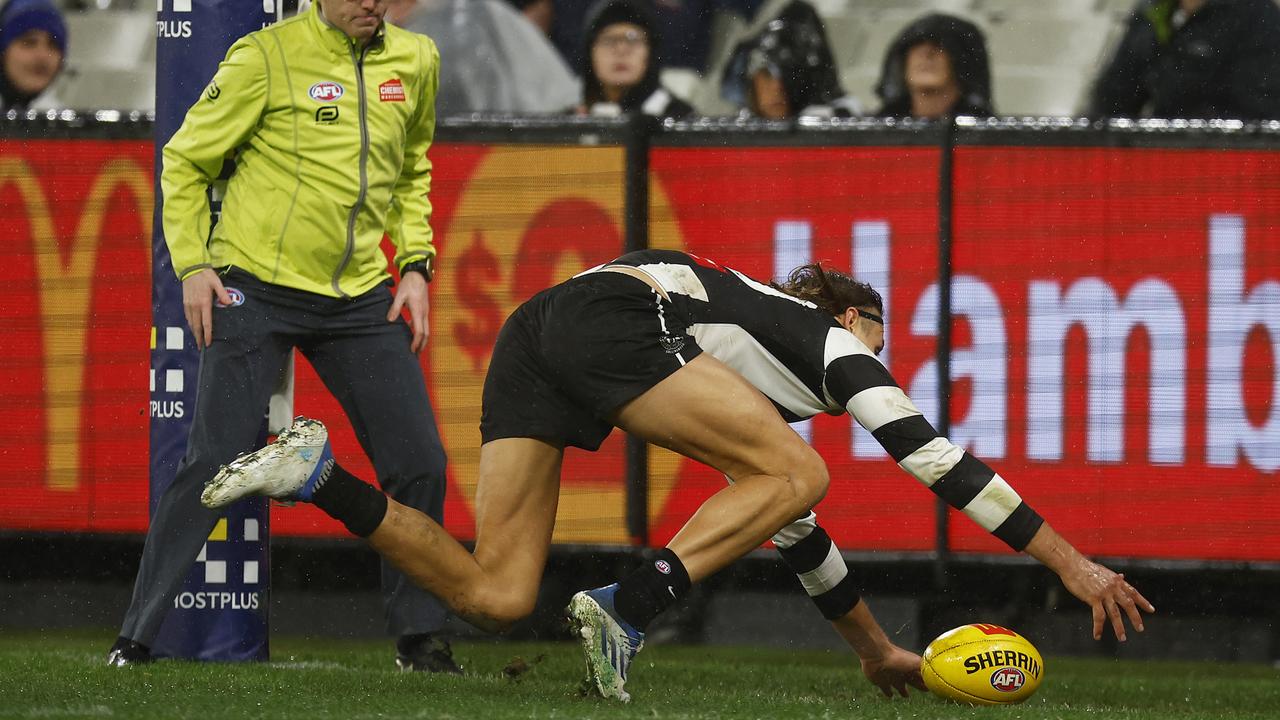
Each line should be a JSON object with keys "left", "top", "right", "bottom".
{"left": 216, "top": 287, "right": 246, "bottom": 308}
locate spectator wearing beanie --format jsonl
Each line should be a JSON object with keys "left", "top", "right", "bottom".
{"left": 0, "top": 0, "right": 67, "bottom": 111}
{"left": 576, "top": 0, "right": 693, "bottom": 120}
{"left": 720, "top": 0, "right": 861, "bottom": 120}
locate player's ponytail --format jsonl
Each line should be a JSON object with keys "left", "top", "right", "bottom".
{"left": 773, "top": 262, "right": 883, "bottom": 319}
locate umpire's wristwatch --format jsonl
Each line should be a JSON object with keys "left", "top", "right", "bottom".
{"left": 401, "top": 257, "right": 434, "bottom": 282}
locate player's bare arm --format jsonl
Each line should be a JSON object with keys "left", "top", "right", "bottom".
{"left": 830, "top": 599, "right": 926, "bottom": 698}
{"left": 1023, "top": 522, "right": 1155, "bottom": 641}
{"left": 837, "top": 299, "right": 1155, "bottom": 643}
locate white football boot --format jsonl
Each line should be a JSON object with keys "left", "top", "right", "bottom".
{"left": 201, "top": 417, "right": 333, "bottom": 508}
{"left": 567, "top": 583, "right": 645, "bottom": 703}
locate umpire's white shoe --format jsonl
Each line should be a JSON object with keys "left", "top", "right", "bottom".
{"left": 567, "top": 584, "right": 644, "bottom": 703}
{"left": 200, "top": 417, "right": 333, "bottom": 508}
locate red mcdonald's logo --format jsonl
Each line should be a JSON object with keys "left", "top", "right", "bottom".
{"left": 0, "top": 152, "right": 153, "bottom": 492}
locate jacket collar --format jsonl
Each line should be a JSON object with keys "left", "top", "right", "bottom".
{"left": 308, "top": 0, "right": 387, "bottom": 58}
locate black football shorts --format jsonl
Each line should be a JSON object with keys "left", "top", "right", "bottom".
{"left": 480, "top": 271, "right": 701, "bottom": 450}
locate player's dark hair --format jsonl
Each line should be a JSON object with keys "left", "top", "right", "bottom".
{"left": 774, "top": 263, "right": 883, "bottom": 318}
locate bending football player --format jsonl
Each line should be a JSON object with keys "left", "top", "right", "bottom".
{"left": 203, "top": 250, "right": 1154, "bottom": 702}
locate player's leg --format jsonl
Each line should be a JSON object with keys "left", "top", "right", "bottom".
{"left": 203, "top": 426, "right": 564, "bottom": 633}
{"left": 721, "top": 466, "right": 862, "bottom": 623}
{"left": 299, "top": 285, "right": 454, "bottom": 670}
{"left": 368, "top": 436, "right": 564, "bottom": 632}
{"left": 112, "top": 271, "right": 292, "bottom": 665}
{"left": 612, "top": 352, "right": 829, "bottom": 580}
{"left": 567, "top": 352, "right": 828, "bottom": 701}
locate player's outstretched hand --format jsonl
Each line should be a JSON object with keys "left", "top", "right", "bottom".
{"left": 1023, "top": 521, "right": 1155, "bottom": 642}
{"left": 1060, "top": 560, "right": 1155, "bottom": 642}
{"left": 859, "top": 643, "right": 926, "bottom": 699}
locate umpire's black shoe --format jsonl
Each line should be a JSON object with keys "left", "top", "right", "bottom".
{"left": 105, "top": 637, "right": 153, "bottom": 667}
{"left": 395, "top": 633, "right": 463, "bottom": 674}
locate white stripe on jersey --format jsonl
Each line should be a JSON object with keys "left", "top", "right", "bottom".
{"left": 797, "top": 542, "right": 850, "bottom": 596}
{"left": 822, "top": 326, "right": 876, "bottom": 369}
{"left": 846, "top": 385, "right": 925, "bottom": 433}
{"left": 898, "top": 437, "right": 965, "bottom": 487}
{"left": 690, "top": 323, "right": 832, "bottom": 418}
{"left": 962, "top": 474, "right": 1024, "bottom": 532}
{"left": 770, "top": 510, "right": 817, "bottom": 548}
{"left": 728, "top": 268, "right": 818, "bottom": 308}
{"left": 632, "top": 263, "right": 710, "bottom": 302}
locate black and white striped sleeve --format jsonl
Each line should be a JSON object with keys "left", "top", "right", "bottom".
{"left": 822, "top": 331, "right": 1043, "bottom": 550}
{"left": 772, "top": 512, "right": 861, "bottom": 620}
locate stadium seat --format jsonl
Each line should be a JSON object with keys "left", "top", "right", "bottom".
{"left": 984, "top": 13, "right": 1114, "bottom": 69}
{"left": 984, "top": 12, "right": 1120, "bottom": 115}
{"left": 967, "top": 0, "right": 1098, "bottom": 17}
{"left": 994, "top": 69, "right": 1094, "bottom": 117}
{"left": 1093, "top": 0, "right": 1142, "bottom": 19}
{"left": 63, "top": 10, "right": 155, "bottom": 71}
{"left": 53, "top": 66, "right": 155, "bottom": 112}
{"left": 56, "top": 10, "right": 156, "bottom": 111}
{"left": 830, "top": 9, "right": 941, "bottom": 112}
{"left": 818, "top": 14, "right": 867, "bottom": 67}
{"left": 659, "top": 68, "right": 702, "bottom": 107}
{"left": 824, "top": 0, "right": 969, "bottom": 12}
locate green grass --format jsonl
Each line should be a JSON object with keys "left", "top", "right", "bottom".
{"left": 0, "top": 631, "right": 1276, "bottom": 719}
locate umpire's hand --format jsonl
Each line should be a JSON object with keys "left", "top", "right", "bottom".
{"left": 183, "top": 268, "right": 233, "bottom": 350}
{"left": 388, "top": 270, "right": 430, "bottom": 353}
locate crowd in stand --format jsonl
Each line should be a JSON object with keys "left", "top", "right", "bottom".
{"left": 2, "top": 0, "right": 1278, "bottom": 119}
{"left": 388, "top": 0, "right": 1280, "bottom": 122}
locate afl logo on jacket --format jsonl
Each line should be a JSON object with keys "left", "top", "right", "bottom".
{"left": 309, "top": 82, "right": 344, "bottom": 102}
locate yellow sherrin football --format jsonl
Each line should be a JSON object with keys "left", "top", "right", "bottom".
{"left": 921, "top": 623, "right": 1045, "bottom": 705}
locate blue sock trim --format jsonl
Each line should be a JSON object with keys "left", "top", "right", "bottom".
{"left": 587, "top": 584, "right": 643, "bottom": 639}
{"left": 296, "top": 441, "right": 334, "bottom": 503}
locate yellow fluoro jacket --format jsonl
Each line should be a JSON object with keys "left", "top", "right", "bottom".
{"left": 161, "top": 3, "right": 439, "bottom": 298}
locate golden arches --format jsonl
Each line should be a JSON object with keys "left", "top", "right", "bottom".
{"left": 0, "top": 155, "right": 154, "bottom": 491}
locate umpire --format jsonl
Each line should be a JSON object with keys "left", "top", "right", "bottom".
{"left": 108, "top": 0, "right": 458, "bottom": 672}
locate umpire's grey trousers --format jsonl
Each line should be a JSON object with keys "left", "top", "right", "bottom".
{"left": 120, "top": 268, "right": 449, "bottom": 646}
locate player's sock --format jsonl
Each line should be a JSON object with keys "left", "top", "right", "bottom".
{"left": 775, "top": 525, "right": 861, "bottom": 620}
{"left": 310, "top": 461, "right": 388, "bottom": 538}
{"left": 612, "top": 548, "right": 691, "bottom": 631}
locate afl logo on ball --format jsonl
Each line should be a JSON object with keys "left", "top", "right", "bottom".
{"left": 217, "top": 287, "right": 246, "bottom": 308}
{"left": 654, "top": 560, "right": 672, "bottom": 574}
{"left": 990, "top": 667, "right": 1025, "bottom": 692}
{"left": 309, "top": 82, "right": 344, "bottom": 102}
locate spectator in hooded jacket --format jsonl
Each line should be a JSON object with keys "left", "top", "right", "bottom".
{"left": 0, "top": 0, "right": 66, "bottom": 111}
{"left": 1089, "top": 0, "right": 1280, "bottom": 120}
{"left": 552, "top": 0, "right": 763, "bottom": 74}
{"left": 875, "top": 13, "right": 992, "bottom": 119}
{"left": 720, "top": 0, "right": 860, "bottom": 120}
{"left": 577, "top": 0, "right": 693, "bottom": 120}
